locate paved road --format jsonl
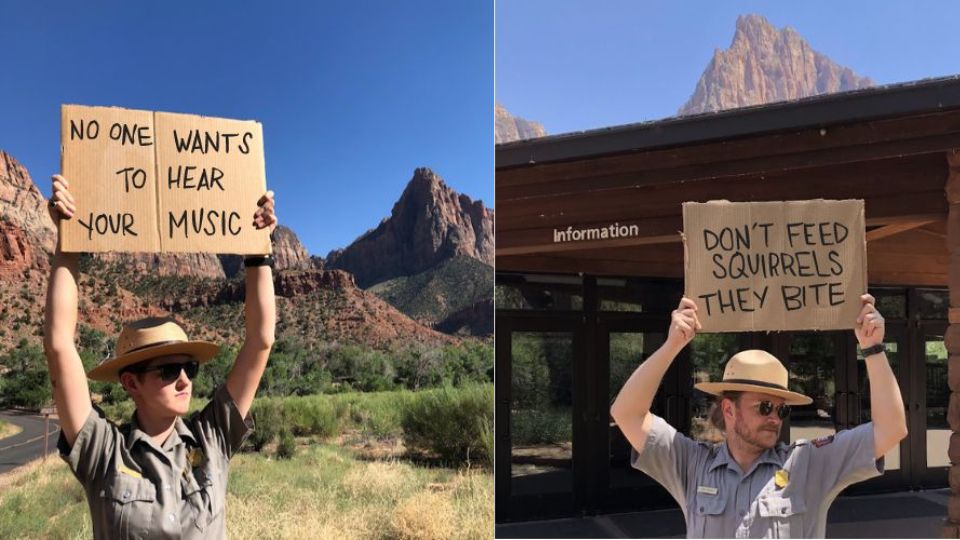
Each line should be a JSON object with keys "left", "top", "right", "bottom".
{"left": 0, "top": 410, "right": 60, "bottom": 474}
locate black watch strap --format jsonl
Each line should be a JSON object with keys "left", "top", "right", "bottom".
{"left": 244, "top": 255, "right": 274, "bottom": 268}
{"left": 860, "top": 343, "right": 886, "bottom": 358}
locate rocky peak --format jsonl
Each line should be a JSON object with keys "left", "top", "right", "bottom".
{"left": 270, "top": 225, "right": 313, "bottom": 271}
{"left": 495, "top": 103, "right": 547, "bottom": 143}
{"left": 0, "top": 150, "right": 56, "bottom": 270}
{"left": 326, "top": 168, "right": 495, "bottom": 288}
{"left": 679, "top": 14, "right": 873, "bottom": 115}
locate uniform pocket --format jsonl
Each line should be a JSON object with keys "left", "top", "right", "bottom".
{"left": 693, "top": 491, "right": 727, "bottom": 536}
{"left": 101, "top": 473, "right": 157, "bottom": 537}
{"left": 184, "top": 462, "right": 222, "bottom": 532}
{"left": 758, "top": 494, "right": 806, "bottom": 538}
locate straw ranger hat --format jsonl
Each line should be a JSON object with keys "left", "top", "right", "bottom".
{"left": 87, "top": 317, "right": 219, "bottom": 382}
{"left": 694, "top": 350, "right": 812, "bottom": 406}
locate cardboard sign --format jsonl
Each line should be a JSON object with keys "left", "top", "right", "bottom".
{"left": 60, "top": 104, "right": 271, "bottom": 255}
{"left": 682, "top": 200, "right": 866, "bottom": 332}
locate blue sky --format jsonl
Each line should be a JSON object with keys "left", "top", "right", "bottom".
{"left": 2, "top": 1, "right": 492, "bottom": 257}
{"left": 496, "top": 1, "right": 960, "bottom": 135}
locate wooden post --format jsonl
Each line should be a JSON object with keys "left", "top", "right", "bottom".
{"left": 43, "top": 414, "right": 48, "bottom": 462}
{"left": 945, "top": 150, "right": 960, "bottom": 538}
{"left": 39, "top": 405, "right": 56, "bottom": 462}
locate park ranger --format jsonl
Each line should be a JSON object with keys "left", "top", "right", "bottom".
{"left": 610, "top": 295, "right": 907, "bottom": 538}
{"left": 44, "top": 174, "right": 277, "bottom": 539}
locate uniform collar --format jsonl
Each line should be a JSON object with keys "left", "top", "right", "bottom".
{"left": 126, "top": 412, "right": 197, "bottom": 452}
{"left": 710, "top": 441, "right": 785, "bottom": 475}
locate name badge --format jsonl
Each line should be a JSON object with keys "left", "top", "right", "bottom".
{"left": 697, "top": 485, "right": 718, "bottom": 495}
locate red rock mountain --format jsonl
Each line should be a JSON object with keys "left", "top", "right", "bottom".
{"left": 0, "top": 150, "right": 457, "bottom": 351}
{"left": 0, "top": 151, "right": 56, "bottom": 271}
{"left": 495, "top": 103, "right": 547, "bottom": 143}
{"left": 326, "top": 167, "right": 495, "bottom": 288}
{"left": 679, "top": 14, "right": 873, "bottom": 115}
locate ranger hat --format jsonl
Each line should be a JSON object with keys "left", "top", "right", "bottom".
{"left": 694, "top": 349, "right": 813, "bottom": 405}
{"left": 87, "top": 317, "right": 219, "bottom": 382}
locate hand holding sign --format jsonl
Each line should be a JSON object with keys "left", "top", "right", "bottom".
{"left": 49, "top": 175, "right": 76, "bottom": 222}
{"left": 855, "top": 294, "right": 885, "bottom": 348}
{"left": 253, "top": 191, "right": 277, "bottom": 232}
{"left": 667, "top": 297, "right": 702, "bottom": 349}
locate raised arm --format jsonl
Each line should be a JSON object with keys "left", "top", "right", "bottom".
{"left": 43, "top": 175, "right": 91, "bottom": 447}
{"left": 610, "top": 297, "right": 700, "bottom": 453}
{"left": 225, "top": 191, "right": 277, "bottom": 418}
{"left": 854, "top": 294, "right": 907, "bottom": 459}
{"left": 856, "top": 293, "right": 908, "bottom": 459}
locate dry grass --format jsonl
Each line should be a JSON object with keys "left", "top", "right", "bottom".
{"left": 0, "top": 441, "right": 493, "bottom": 539}
{"left": 0, "top": 420, "right": 22, "bottom": 441}
{"left": 342, "top": 460, "right": 417, "bottom": 498}
{"left": 225, "top": 442, "right": 492, "bottom": 539}
{"left": 391, "top": 491, "right": 458, "bottom": 539}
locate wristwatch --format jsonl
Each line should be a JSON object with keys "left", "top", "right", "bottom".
{"left": 860, "top": 343, "right": 886, "bottom": 358}
{"left": 244, "top": 255, "right": 274, "bottom": 268}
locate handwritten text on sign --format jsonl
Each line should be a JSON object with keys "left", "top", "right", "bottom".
{"left": 682, "top": 200, "right": 866, "bottom": 332}
{"left": 60, "top": 104, "right": 271, "bottom": 255}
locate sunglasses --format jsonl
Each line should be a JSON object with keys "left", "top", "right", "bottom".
{"left": 127, "top": 360, "right": 199, "bottom": 383}
{"left": 750, "top": 400, "right": 791, "bottom": 419}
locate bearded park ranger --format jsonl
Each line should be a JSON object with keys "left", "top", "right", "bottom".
{"left": 44, "top": 174, "right": 277, "bottom": 539}
{"left": 610, "top": 295, "right": 907, "bottom": 538}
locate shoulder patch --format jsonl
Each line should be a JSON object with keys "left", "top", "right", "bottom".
{"left": 812, "top": 435, "right": 835, "bottom": 448}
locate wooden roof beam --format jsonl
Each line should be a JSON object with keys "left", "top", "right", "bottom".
{"left": 866, "top": 220, "right": 939, "bottom": 242}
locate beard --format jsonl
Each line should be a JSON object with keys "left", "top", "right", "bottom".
{"left": 734, "top": 417, "right": 780, "bottom": 450}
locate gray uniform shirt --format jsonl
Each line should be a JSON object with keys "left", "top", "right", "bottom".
{"left": 632, "top": 414, "right": 883, "bottom": 538}
{"left": 58, "top": 385, "right": 254, "bottom": 539}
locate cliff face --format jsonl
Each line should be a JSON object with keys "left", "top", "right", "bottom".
{"left": 95, "top": 252, "right": 227, "bottom": 278}
{"left": 270, "top": 225, "right": 314, "bottom": 271}
{"left": 495, "top": 103, "right": 547, "bottom": 143}
{"left": 0, "top": 151, "right": 56, "bottom": 267}
{"left": 679, "top": 14, "right": 873, "bottom": 115}
{"left": 326, "top": 167, "right": 495, "bottom": 288}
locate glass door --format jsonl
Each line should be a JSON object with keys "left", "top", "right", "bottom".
{"left": 783, "top": 332, "right": 847, "bottom": 447}
{"left": 913, "top": 322, "right": 949, "bottom": 486}
{"left": 495, "top": 316, "right": 584, "bottom": 520}
{"left": 600, "top": 318, "right": 674, "bottom": 512}
{"left": 849, "top": 323, "right": 910, "bottom": 492}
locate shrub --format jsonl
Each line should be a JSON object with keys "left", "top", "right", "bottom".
{"left": 191, "top": 345, "right": 237, "bottom": 399}
{"left": 276, "top": 427, "right": 296, "bottom": 459}
{"left": 284, "top": 398, "right": 338, "bottom": 438}
{"left": 99, "top": 400, "right": 137, "bottom": 423}
{"left": 477, "top": 415, "right": 494, "bottom": 464}
{"left": 0, "top": 341, "right": 51, "bottom": 409}
{"left": 400, "top": 384, "right": 493, "bottom": 465}
{"left": 247, "top": 399, "right": 283, "bottom": 452}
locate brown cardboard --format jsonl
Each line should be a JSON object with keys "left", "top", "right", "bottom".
{"left": 60, "top": 105, "right": 159, "bottom": 252}
{"left": 59, "top": 105, "right": 271, "bottom": 255}
{"left": 154, "top": 111, "right": 270, "bottom": 254}
{"left": 682, "top": 200, "right": 866, "bottom": 332}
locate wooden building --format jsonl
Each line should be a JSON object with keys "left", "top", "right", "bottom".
{"left": 495, "top": 76, "right": 960, "bottom": 533}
